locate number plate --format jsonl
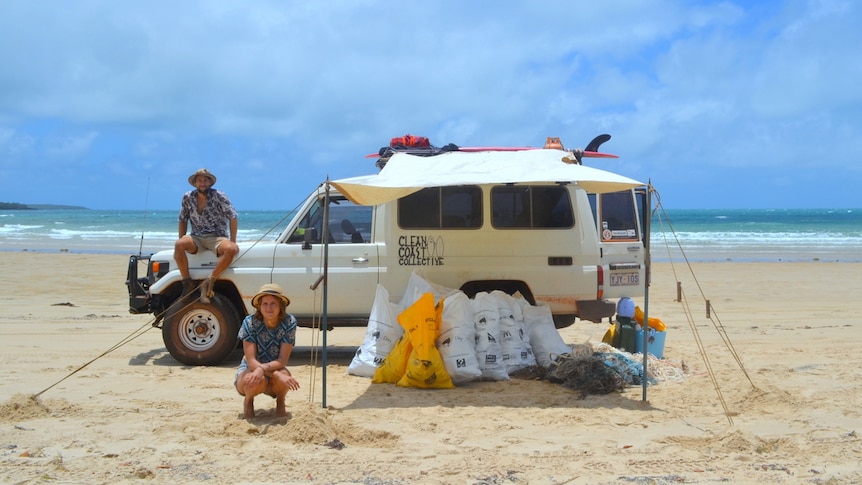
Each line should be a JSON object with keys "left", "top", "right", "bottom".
{"left": 609, "top": 272, "right": 639, "bottom": 286}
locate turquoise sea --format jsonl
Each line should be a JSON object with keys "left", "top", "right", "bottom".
{"left": 648, "top": 208, "right": 861, "bottom": 262}
{"left": 1, "top": 208, "right": 860, "bottom": 262}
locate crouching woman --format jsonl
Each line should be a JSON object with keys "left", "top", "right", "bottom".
{"left": 234, "top": 284, "right": 301, "bottom": 419}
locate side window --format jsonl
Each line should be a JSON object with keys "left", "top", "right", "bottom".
{"left": 492, "top": 186, "right": 529, "bottom": 227}
{"left": 287, "top": 199, "right": 325, "bottom": 243}
{"left": 533, "top": 186, "right": 574, "bottom": 228}
{"left": 286, "top": 197, "right": 372, "bottom": 244}
{"left": 491, "top": 185, "right": 573, "bottom": 229}
{"left": 398, "top": 186, "right": 482, "bottom": 229}
{"left": 597, "top": 191, "right": 639, "bottom": 241}
{"left": 398, "top": 188, "right": 438, "bottom": 228}
{"left": 329, "top": 200, "right": 373, "bottom": 243}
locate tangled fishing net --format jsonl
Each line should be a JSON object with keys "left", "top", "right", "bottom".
{"left": 511, "top": 341, "right": 689, "bottom": 398}
{"left": 547, "top": 353, "right": 628, "bottom": 397}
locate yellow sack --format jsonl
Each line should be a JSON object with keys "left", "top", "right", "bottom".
{"left": 372, "top": 333, "right": 412, "bottom": 384}
{"left": 396, "top": 293, "right": 454, "bottom": 389}
{"left": 634, "top": 306, "right": 667, "bottom": 332}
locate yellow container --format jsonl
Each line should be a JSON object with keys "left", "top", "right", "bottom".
{"left": 634, "top": 306, "right": 667, "bottom": 332}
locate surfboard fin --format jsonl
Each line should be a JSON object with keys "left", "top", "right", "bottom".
{"left": 585, "top": 134, "right": 611, "bottom": 153}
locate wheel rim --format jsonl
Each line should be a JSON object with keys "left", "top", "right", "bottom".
{"left": 176, "top": 308, "right": 222, "bottom": 352}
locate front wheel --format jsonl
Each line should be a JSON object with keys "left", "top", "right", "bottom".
{"left": 163, "top": 293, "right": 240, "bottom": 366}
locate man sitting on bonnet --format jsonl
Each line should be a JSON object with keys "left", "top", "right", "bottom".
{"left": 174, "top": 168, "right": 239, "bottom": 304}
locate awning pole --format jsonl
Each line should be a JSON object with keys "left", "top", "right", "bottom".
{"left": 642, "top": 180, "right": 653, "bottom": 402}
{"left": 321, "top": 180, "right": 330, "bottom": 408}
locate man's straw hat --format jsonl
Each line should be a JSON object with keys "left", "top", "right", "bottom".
{"left": 188, "top": 168, "right": 217, "bottom": 186}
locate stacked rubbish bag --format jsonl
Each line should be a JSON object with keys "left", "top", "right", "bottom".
{"left": 347, "top": 272, "right": 677, "bottom": 392}
{"left": 347, "top": 272, "right": 573, "bottom": 388}
{"left": 602, "top": 296, "right": 667, "bottom": 359}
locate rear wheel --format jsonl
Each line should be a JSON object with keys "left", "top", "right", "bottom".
{"left": 459, "top": 280, "right": 536, "bottom": 305}
{"left": 163, "top": 293, "right": 240, "bottom": 366}
{"left": 552, "top": 314, "right": 576, "bottom": 329}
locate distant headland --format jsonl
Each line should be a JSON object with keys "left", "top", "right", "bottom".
{"left": 0, "top": 202, "right": 89, "bottom": 210}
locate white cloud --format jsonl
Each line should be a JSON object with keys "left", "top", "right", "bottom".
{"left": 44, "top": 132, "right": 99, "bottom": 158}
{"left": 0, "top": 0, "right": 859, "bottom": 209}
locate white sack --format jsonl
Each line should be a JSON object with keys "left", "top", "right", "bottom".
{"left": 399, "top": 270, "right": 460, "bottom": 308}
{"left": 521, "top": 303, "right": 572, "bottom": 367}
{"left": 471, "top": 291, "right": 508, "bottom": 381}
{"left": 436, "top": 291, "right": 481, "bottom": 384}
{"left": 491, "top": 290, "right": 536, "bottom": 374}
{"left": 348, "top": 284, "right": 403, "bottom": 377}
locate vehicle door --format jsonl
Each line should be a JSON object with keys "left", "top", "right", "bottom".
{"left": 588, "top": 190, "right": 647, "bottom": 298}
{"left": 272, "top": 194, "right": 379, "bottom": 318}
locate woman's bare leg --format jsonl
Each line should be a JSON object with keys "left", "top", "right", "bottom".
{"left": 243, "top": 395, "right": 256, "bottom": 419}
{"left": 271, "top": 370, "right": 290, "bottom": 417}
{"left": 238, "top": 371, "right": 266, "bottom": 419}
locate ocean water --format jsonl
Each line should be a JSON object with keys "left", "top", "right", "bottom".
{"left": 1, "top": 207, "right": 860, "bottom": 262}
{"left": 0, "top": 209, "right": 296, "bottom": 256}
{"left": 649, "top": 208, "right": 861, "bottom": 262}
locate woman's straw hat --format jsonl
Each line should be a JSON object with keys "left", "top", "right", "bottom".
{"left": 251, "top": 283, "right": 290, "bottom": 308}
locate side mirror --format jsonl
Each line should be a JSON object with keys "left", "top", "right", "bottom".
{"left": 302, "top": 227, "right": 318, "bottom": 250}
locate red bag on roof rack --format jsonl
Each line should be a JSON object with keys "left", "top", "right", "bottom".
{"left": 390, "top": 134, "right": 430, "bottom": 148}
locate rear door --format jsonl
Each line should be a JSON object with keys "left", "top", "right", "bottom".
{"left": 589, "top": 190, "right": 646, "bottom": 298}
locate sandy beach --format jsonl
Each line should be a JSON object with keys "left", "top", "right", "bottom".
{"left": 1, "top": 251, "right": 860, "bottom": 484}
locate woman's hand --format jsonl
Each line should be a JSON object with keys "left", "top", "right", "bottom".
{"left": 275, "top": 370, "right": 300, "bottom": 391}
{"left": 245, "top": 366, "right": 266, "bottom": 387}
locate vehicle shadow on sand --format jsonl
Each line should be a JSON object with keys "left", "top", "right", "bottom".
{"left": 128, "top": 345, "right": 358, "bottom": 368}
{"left": 338, "top": 375, "right": 656, "bottom": 411}
{"left": 128, "top": 346, "right": 656, "bottom": 412}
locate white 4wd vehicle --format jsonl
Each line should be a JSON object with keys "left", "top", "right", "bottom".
{"left": 127, "top": 138, "right": 649, "bottom": 365}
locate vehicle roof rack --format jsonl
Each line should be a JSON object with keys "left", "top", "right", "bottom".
{"left": 374, "top": 143, "right": 460, "bottom": 169}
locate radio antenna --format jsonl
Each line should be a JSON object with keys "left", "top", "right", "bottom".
{"left": 138, "top": 177, "right": 150, "bottom": 256}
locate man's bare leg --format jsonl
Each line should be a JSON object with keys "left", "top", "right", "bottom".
{"left": 173, "top": 236, "right": 197, "bottom": 279}
{"left": 174, "top": 236, "right": 198, "bottom": 297}
{"left": 210, "top": 240, "right": 239, "bottom": 280}
{"left": 200, "top": 241, "right": 239, "bottom": 304}
{"left": 199, "top": 277, "right": 214, "bottom": 304}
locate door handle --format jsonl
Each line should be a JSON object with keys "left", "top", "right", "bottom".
{"left": 352, "top": 257, "right": 369, "bottom": 264}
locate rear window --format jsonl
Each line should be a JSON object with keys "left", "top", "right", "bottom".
{"left": 398, "top": 186, "right": 482, "bottom": 229}
{"left": 589, "top": 191, "right": 640, "bottom": 241}
{"left": 491, "top": 185, "right": 574, "bottom": 229}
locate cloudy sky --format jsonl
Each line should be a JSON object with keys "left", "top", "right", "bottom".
{"left": 0, "top": 1, "right": 859, "bottom": 210}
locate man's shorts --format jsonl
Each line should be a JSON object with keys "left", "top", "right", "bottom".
{"left": 191, "top": 234, "right": 229, "bottom": 254}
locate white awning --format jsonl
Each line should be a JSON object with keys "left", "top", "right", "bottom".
{"left": 331, "top": 149, "right": 644, "bottom": 206}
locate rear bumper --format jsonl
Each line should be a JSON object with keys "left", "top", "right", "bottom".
{"left": 576, "top": 299, "right": 616, "bottom": 323}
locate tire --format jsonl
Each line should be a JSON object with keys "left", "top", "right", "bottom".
{"left": 162, "top": 293, "right": 240, "bottom": 366}
{"left": 553, "top": 314, "right": 576, "bottom": 329}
